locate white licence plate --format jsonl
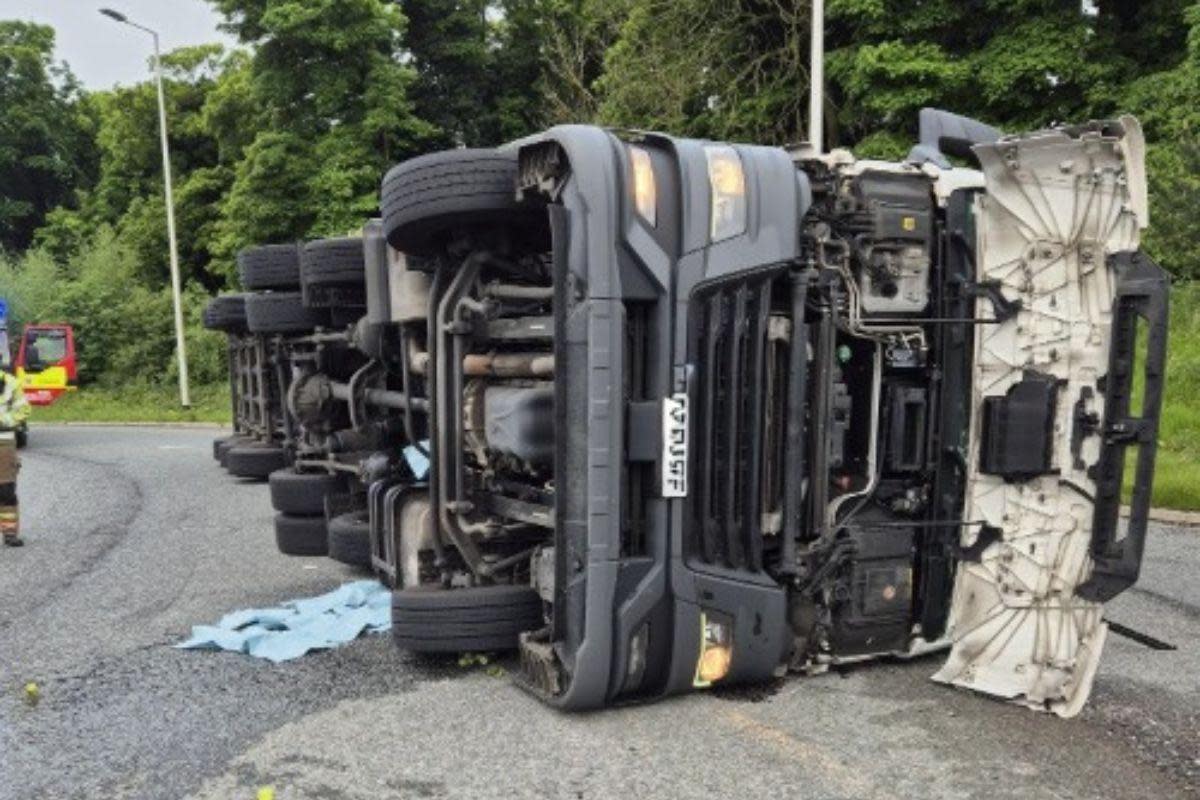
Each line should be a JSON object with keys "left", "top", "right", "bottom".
{"left": 661, "top": 393, "right": 689, "bottom": 498}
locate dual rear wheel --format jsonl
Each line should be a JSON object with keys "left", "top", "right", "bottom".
{"left": 268, "top": 470, "right": 370, "bottom": 569}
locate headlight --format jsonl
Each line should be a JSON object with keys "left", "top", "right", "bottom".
{"left": 704, "top": 145, "right": 746, "bottom": 241}
{"left": 623, "top": 622, "right": 650, "bottom": 693}
{"left": 629, "top": 145, "right": 657, "bottom": 226}
{"left": 693, "top": 613, "right": 733, "bottom": 687}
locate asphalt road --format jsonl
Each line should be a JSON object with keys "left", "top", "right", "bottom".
{"left": 1, "top": 426, "right": 1197, "bottom": 800}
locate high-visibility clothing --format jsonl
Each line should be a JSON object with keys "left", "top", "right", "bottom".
{"left": 0, "top": 371, "right": 30, "bottom": 430}
{"left": 0, "top": 430, "right": 17, "bottom": 543}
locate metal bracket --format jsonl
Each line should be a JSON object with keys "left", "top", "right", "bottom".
{"left": 1070, "top": 386, "right": 1100, "bottom": 470}
{"left": 963, "top": 279, "right": 1022, "bottom": 324}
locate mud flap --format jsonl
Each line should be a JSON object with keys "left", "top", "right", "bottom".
{"left": 933, "top": 117, "right": 1165, "bottom": 717}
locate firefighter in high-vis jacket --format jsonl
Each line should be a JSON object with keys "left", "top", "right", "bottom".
{"left": 0, "top": 368, "right": 29, "bottom": 546}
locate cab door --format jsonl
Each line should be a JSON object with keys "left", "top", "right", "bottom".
{"left": 933, "top": 117, "right": 1169, "bottom": 716}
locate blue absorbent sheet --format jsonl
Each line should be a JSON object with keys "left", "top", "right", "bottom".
{"left": 404, "top": 441, "right": 430, "bottom": 480}
{"left": 176, "top": 580, "right": 391, "bottom": 662}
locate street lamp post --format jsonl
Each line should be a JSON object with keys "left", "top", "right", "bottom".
{"left": 809, "top": 0, "right": 825, "bottom": 153}
{"left": 100, "top": 8, "right": 191, "bottom": 408}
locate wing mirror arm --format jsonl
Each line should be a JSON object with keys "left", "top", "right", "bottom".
{"left": 907, "top": 108, "right": 1004, "bottom": 169}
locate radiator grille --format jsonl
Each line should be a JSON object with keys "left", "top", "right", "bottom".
{"left": 687, "top": 271, "right": 785, "bottom": 572}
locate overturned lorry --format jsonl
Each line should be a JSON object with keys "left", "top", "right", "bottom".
{"left": 225, "top": 111, "right": 1168, "bottom": 716}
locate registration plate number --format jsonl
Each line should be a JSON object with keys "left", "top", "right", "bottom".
{"left": 662, "top": 393, "right": 689, "bottom": 498}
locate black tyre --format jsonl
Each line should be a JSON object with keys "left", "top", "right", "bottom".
{"left": 245, "top": 291, "right": 328, "bottom": 334}
{"left": 301, "top": 237, "right": 366, "bottom": 288}
{"left": 213, "top": 435, "right": 244, "bottom": 461}
{"left": 274, "top": 513, "right": 328, "bottom": 557}
{"left": 391, "top": 585, "right": 543, "bottom": 653}
{"left": 301, "top": 237, "right": 368, "bottom": 310}
{"left": 381, "top": 149, "right": 545, "bottom": 260}
{"left": 15, "top": 426, "right": 27, "bottom": 449}
{"left": 238, "top": 244, "right": 301, "bottom": 291}
{"left": 327, "top": 511, "right": 371, "bottom": 569}
{"left": 217, "top": 436, "right": 255, "bottom": 466}
{"left": 202, "top": 294, "right": 249, "bottom": 334}
{"left": 268, "top": 468, "right": 345, "bottom": 515}
{"left": 225, "top": 444, "right": 288, "bottom": 479}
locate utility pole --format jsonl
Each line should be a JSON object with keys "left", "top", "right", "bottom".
{"left": 100, "top": 8, "right": 191, "bottom": 408}
{"left": 809, "top": 0, "right": 825, "bottom": 153}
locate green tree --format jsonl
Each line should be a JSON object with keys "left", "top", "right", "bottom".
{"left": 0, "top": 229, "right": 227, "bottom": 386}
{"left": 402, "top": 0, "right": 493, "bottom": 146}
{"left": 539, "top": 0, "right": 628, "bottom": 123}
{"left": 595, "top": 0, "right": 1196, "bottom": 151}
{"left": 199, "top": 50, "right": 261, "bottom": 163}
{"left": 209, "top": 0, "right": 433, "bottom": 269}
{"left": 1123, "top": 2, "right": 1200, "bottom": 280}
{"left": 0, "top": 22, "right": 97, "bottom": 252}
{"left": 598, "top": 0, "right": 810, "bottom": 143}
{"left": 48, "top": 44, "right": 239, "bottom": 289}
{"left": 400, "top": 0, "right": 545, "bottom": 146}
{"left": 489, "top": 0, "right": 548, "bottom": 141}
{"left": 216, "top": 130, "right": 314, "bottom": 251}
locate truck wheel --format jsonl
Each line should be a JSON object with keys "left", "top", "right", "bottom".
{"left": 327, "top": 511, "right": 371, "bottom": 569}
{"left": 301, "top": 237, "right": 368, "bottom": 310}
{"left": 238, "top": 244, "right": 301, "bottom": 291}
{"left": 225, "top": 444, "right": 288, "bottom": 479}
{"left": 391, "top": 585, "right": 543, "bottom": 653}
{"left": 202, "top": 294, "right": 249, "bottom": 334}
{"left": 15, "top": 427, "right": 27, "bottom": 449}
{"left": 274, "top": 513, "right": 328, "bottom": 556}
{"left": 217, "top": 436, "right": 255, "bottom": 466}
{"left": 245, "top": 291, "right": 328, "bottom": 334}
{"left": 381, "top": 149, "right": 545, "bottom": 261}
{"left": 268, "top": 468, "right": 345, "bottom": 515}
{"left": 213, "top": 435, "right": 245, "bottom": 461}
{"left": 301, "top": 237, "right": 366, "bottom": 288}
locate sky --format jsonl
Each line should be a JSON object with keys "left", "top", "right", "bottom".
{"left": 2, "top": 0, "right": 235, "bottom": 89}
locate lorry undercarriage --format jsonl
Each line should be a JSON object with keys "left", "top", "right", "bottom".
{"left": 206, "top": 111, "right": 1167, "bottom": 716}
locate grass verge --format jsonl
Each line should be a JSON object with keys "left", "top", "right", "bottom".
{"left": 1132, "top": 282, "right": 1200, "bottom": 511}
{"left": 28, "top": 383, "right": 232, "bottom": 425}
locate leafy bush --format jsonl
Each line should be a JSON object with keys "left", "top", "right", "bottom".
{"left": 0, "top": 227, "right": 228, "bottom": 387}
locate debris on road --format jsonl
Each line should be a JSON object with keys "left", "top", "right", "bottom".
{"left": 176, "top": 580, "right": 390, "bottom": 662}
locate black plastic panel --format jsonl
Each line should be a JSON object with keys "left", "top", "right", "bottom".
{"left": 830, "top": 523, "right": 915, "bottom": 656}
{"left": 917, "top": 188, "right": 976, "bottom": 640}
{"left": 979, "top": 371, "right": 1059, "bottom": 481}
{"left": 1078, "top": 250, "right": 1169, "bottom": 602}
